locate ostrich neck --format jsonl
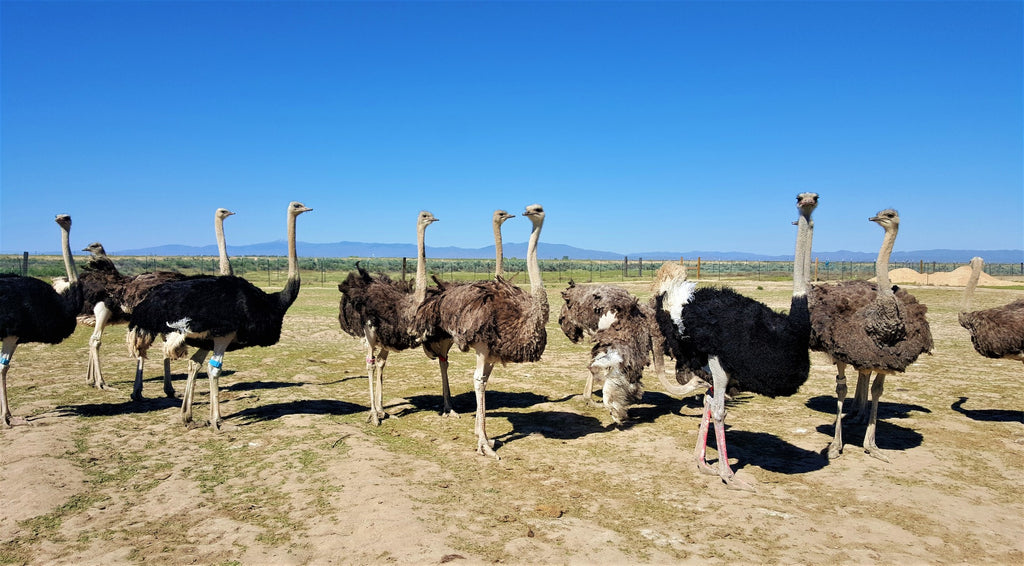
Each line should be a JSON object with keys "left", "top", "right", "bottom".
{"left": 792, "top": 215, "right": 812, "bottom": 299}
{"left": 961, "top": 260, "right": 983, "bottom": 312}
{"left": 494, "top": 220, "right": 504, "bottom": 277}
{"left": 526, "top": 220, "right": 544, "bottom": 296}
{"left": 875, "top": 225, "right": 897, "bottom": 296}
{"left": 413, "top": 222, "right": 428, "bottom": 305}
{"left": 60, "top": 225, "right": 78, "bottom": 284}
{"left": 216, "top": 217, "right": 232, "bottom": 276}
{"left": 277, "top": 211, "right": 301, "bottom": 309}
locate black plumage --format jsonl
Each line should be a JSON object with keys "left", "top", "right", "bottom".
{"left": 0, "top": 215, "right": 83, "bottom": 427}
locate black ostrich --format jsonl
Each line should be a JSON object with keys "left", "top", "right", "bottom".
{"left": 128, "top": 202, "right": 311, "bottom": 430}
{"left": 0, "top": 214, "right": 83, "bottom": 427}
{"left": 77, "top": 208, "right": 234, "bottom": 400}
{"left": 665, "top": 193, "right": 818, "bottom": 490}
{"left": 809, "top": 209, "right": 932, "bottom": 461}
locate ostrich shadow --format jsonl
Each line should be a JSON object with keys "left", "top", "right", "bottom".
{"left": 404, "top": 389, "right": 550, "bottom": 417}
{"left": 804, "top": 394, "right": 931, "bottom": 420}
{"left": 951, "top": 397, "right": 1023, "bottom": 423}
{"left": 230, "top": 399, "right": 365, "bottom": 424}
{"left": 57, "top": 395, "right": 181, "bottom": 418}
{"left": 489, "top": 409, "right": 607, "bottom": 448}
{"left": 707, "top": 429, "right": 827, "bottom": 475}
{"left": 223, "top": 380, "right": 304, "bottom": 393}
{"left": 625, "top": 390, "right": 704, "bottom": 423}
{"left": 804, "top": 395, "right": 926, "bottom": 453}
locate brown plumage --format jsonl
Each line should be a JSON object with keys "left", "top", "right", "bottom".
{"left": 558, "top": 280, "right": 665, "bottom": 414}
{"left": 337, "top": 211, "right": 445, "bottom": 425}
{"left": 414, "top": 204, "right": 548, "bottom": 459}
{"left": 585, "top": 301, "right": 656, "bottom": 425}
{"left": 809, "top": 209, "right": 933, "bottom": 461}
{"left": 958, "top": 257, "right": 1024, "bottom": 364}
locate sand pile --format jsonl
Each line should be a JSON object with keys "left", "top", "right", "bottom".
{"left": 881, "top": 266, "right": 1020, "bottom": 287}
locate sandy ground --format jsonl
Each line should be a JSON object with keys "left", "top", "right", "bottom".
{"left": 1, "top": 279, "right": 1022, "bottom": 565}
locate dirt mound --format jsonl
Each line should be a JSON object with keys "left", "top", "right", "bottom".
{"left": 882, "top": 266, "right": 1019, "bottom": 287}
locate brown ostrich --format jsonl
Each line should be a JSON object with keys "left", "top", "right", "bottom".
{"left": 77, "top": 207, "right": 234, "bottom": 400}
{"left": 558, "top": 281, "right": 665, "bottom": 408}
{"left": 584, "top": 299, "right": 657, "bottom": 425}
{"left": 1, "top": 215, "right": 83, "bottom": 427}
{"left": 809, "top": 209, "right": 933, "bottom": 461}
{"left": 337, "top": 211, "right": 443, "bottom": 425}
{"left": 958, "top": 257, "right": 1024, "bottom": 365}
{"left": 415, "top": 204, "right": 549, "bottom": 459}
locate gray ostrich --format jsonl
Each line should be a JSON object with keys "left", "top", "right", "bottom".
{"left": 127, "top": 202, "right": 311, "bottom": 430}
{"left": 78, "top": 208, "right": 234, "bottom": 400}
{"left": 809, "top": 209, "right": 933, "bottom": 461}
{"left": 415, "top": 204, "right": 549, "bottom": 459}
{"left": 958, "top": 257, "right": 1024, "bottom": 365}
{"left": 0, "top": 215, "right": 83, "bottom": 427}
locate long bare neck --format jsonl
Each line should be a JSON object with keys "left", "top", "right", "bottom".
{"left": 414, "top": 222, "right": 428, "bottom": 305}
{"left": 961, "top": 259, "right": 983, "bottom": 312}
{"left": 494, "top": 219, "right": 504, "bottom": 277}
{"left": 526, "top": 219, "right": 543, "bottom": 296}
{"left": 216, "top": 216, "right": 232, "bottom": 276}
{"left": 277, "top": 211, "right": 301, "bottom": 309}
{"left": 793, "top": 214, "right": 812, "bottom": 299}
{"left": 60, "top": 225, "right": 78, "bottom": 285}
{"left": 875, "top": 225, "right": 898, "bottom": 296}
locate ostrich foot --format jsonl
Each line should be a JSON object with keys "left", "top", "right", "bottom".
{"left": 131, "top": 392, "right": 145, "bottom": 402}
{"left": 476, "top": 436, "right": 500, "bottom": 460}
{"left": 164, "top": 385, "right": 176, "bottom": 399}
{"left": 441, "top": 409, "right": 460, "bottom": 419}
{"left": 696, "top": 459, "right": 719, "bottom": 476}
{"left": 865, "top": 445, "right": 890, "bottom": 463}
{"left": 367, "top": 410, "right": 388, "bottom": 426}
{"left": 2, "top": 415, "right": 32, "bottom": 428}
{"left": 827, "top": 442, "right": 843, "bottom": 460}
{"left": 723, "top": 473, "right": 756, "bottom": 492}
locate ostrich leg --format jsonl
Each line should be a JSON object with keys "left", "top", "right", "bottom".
{"left": 473, "top": 349, "right": 498, "bottom": 459}
{"left": 1, "top": 338, "right": 28, "bottom": 428}
{"left": 86, "top": 302, "right": 114, "bottom": 390}
{"left": 829, "top": 361, "right": 849, "bottom": 459}
{"left": 847, "top": 370, "right": 872, "bottom": 424}
{"left": 705, "top": 356, "right": 754, "bottom": 491}
{"left": 863, "top": 373, "right": 890, "bottom": 462}
{"left": 205, "top": 334, "right": 235, "bottom": 432}
{"left": 180, "top": 348, "right": 210, "bottom": 425}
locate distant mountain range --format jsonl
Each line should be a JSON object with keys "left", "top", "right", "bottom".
{"left": 99, "top": 240, "right": 1024, "bottom": 264}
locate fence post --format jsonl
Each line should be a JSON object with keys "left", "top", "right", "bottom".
{"left": 21, "top": 252, "right": 28, "bottom": 276}
{"left": 696, "top": 257, "right": 702, "bottom": 280}
{"left": 638, "top": 257, "right": 643, "bottom": 277}
{"left": 402, "top": 257, "right": 408, "bottom": 281}
{"left": 623, "top": 256, "right": 628, "bottom": 280}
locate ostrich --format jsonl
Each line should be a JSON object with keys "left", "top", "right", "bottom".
{"left": 128, "top": 201, "right": 311, "bottom": 430}
{"left": 809, "top": 209, "right": 933, "bottom": 461}
{"left": 337, "top": 211, "right": 444, "bottom": 425}
{"left": 662, "top": 193, "right": 818, "bottom": 490}
{"left": 78, "top": 208, "right": 235, "bottom": 400}
{"left": 584, "top": 299, "right": 657, "bottom": 425}
{"left": 415, "top": 204, "right": 549, "bottom": 459}
{"left": 558, "top": 281, "right": 665, "bottom": 407}
{"left": 958, "top": 257, "right": 1023, "bottom": 365}
{"left": 493, "top": 209, "right": 515, "bottom": 277}
{"left": 0, "top": 214, "right": 83, "bottom": 428}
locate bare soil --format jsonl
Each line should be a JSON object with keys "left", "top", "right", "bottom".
{"left": 1, "top": 278, "right": 1022, "bottom": 565}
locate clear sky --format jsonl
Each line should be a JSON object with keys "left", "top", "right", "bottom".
{"left": 2, "top": 0, "right": 1021, "bottom": 257}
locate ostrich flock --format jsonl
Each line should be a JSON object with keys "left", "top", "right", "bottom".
{"left": 1, "top": 196, "right": 1022, "bottom": 491}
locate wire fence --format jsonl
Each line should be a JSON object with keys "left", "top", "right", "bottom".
{"left": 3, "top": 253, "right": 1023, "bottom": 286}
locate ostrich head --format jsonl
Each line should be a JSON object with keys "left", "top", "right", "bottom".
{"left": 82, "top": 242, "right": 107, "bottom": 256}
{"left": 216, "top": 208, "right": 235, "bottom": 220}
{"left": 493, "top": 210, "right": 515, "bottom": 225}
{"left": 417, "top": 210, "right": 439, "bottom": 229}
{"left": 870, "top": 208, "right": 900, "bottom": 230}
{"left": 55, "top": 214, "right": 72, "bottom": 231}
{"left": 796, "top": 192, "right": 819, "bottom": 216}
{"left": 289, "top": 201, "right": 313, "bottom": 217}
{"left": 523, "top": 204, "right": 545, "bottom": 224}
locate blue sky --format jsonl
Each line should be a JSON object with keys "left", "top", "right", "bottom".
{"left": 2, "top": 0, "right": 1021, "bottom": 258}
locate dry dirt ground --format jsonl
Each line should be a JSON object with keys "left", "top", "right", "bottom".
{"left": 1, "top": 277, "right": 1022, "bottom": 565}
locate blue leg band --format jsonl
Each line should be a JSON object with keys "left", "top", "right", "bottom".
{"left": 209, "top": 358, "right": 223, "bottom": 369}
